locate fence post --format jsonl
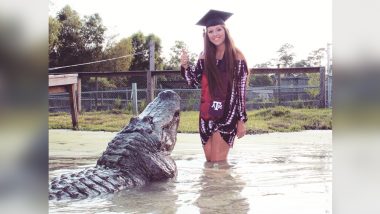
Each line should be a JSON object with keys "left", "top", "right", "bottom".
{"left": 101, "top": 91, "right": 104, "bottom": 109}
{"left": 319, "top": 67, "right": 326, "bottom": 108}
{"left": 132, "top": 83, "right": 138, "bottom": 115}
{"left": 68, "top": 83, "right": 78, "bottom": 130}
{"left": 77, "top": 77, "right": 81, "bottom": 112}
{"left": 125, "top": 89, "right": 129, "bottom": 110}
{"left": 277, "top": 72, "right": 281, "bottom": 105}
{"left": 327, "top": 74, "right": 332, "bottom": 108}
{"left": 147, "top": 40, "right": 155, "bottom": 103}
{"left": 275, "top": 65, "right": 281, "bottom": 105}
{"left": 95, "top": 76, "right": 98, "bottom": 110}
{"left": 326, "top": 43, "right": 332, "bottom": 108}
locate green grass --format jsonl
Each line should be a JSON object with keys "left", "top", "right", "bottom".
{"left": 49, "top": 106, "right": 332, "bottom": 133}
{"left": 49, "top": 110, "right": 133, "bottom": 132}
{"left": 248, "top": 106, "right": 332, "bottom": 134}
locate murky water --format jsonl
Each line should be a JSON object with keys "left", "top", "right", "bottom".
{"left": 49, "top": 130, "right": 331, "bottom": 214}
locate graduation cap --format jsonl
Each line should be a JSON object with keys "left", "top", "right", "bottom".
{"left": 196, "top": 9, "right": 233, "bottom": 27}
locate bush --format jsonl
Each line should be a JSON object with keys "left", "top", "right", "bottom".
{"left": 249, "top": 75, "right": 274, "bottom": 87}
{"left": 271, "top": 106, "right": 291, "bottom": 117}
{"left": 113, "top": 98, "right": 122, "bottom": 110}
{"left": 138, "top": 99, "right": 147, "bottom": 112}
{"left": 126, "top": 101, "right": 132, "bottom": 112}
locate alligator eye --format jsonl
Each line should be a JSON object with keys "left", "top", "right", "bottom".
{"left": 143, "top": 116, "right": 153, "bottom": 123}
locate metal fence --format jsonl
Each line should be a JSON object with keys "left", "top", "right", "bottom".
{"left": 49, "top": 69, "right": 328, "bottom": 113}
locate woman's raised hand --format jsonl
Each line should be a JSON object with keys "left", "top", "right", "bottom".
{"left": 181, "top": 49, "right": 189, "bottom": 69}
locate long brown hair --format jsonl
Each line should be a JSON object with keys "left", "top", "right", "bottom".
{"left": 204, "top": 25, "right": 242, "bottom": 98}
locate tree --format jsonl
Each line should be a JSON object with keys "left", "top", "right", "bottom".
{"left": 102, "top": 38, "right": 133, "bottom": 72}
{"left": 80, "top": 13, "right": 107, "bottom": 72}
{"left": 100, "top": 38, "right": 134, "bottom": 88}
{"left": 306, "top": 48, "right": 325, "bottom": 67}
{"left": 145, "top": 33, "right": 164, "bottom": 70}
{"left": 158, "top": 40, "right": 198, "bottom": 87}
{"left": 55, "top": 5, "right": 84, "bottom": 71}
{"left": 254, "top": 62, "right": 270, "bottom": 68}
{"left": 50, "top": 5, "right": 107, "bottom": 72}
{"left": 128, "top": 32, "right": 164, "bottom": 88}
{"left": 249, "top": 75, "right": 274, "bottom": 87}
{"left": 277, "top": 43, "right": 295, "bottom": 67}
{"left": 254, "top": 58, "right": 278, "bottom": 68}
{"left": 305, "top": 48, "right": 326, "bottom": 98}
{"left": 292, "top": 48, "right": 326, "bottom": 68}
{"left": 292, "top": 59, "right": 308, "bottom": 67}
{"left": 292, "top": 48, "right": 326, "bottom": 98}
{"left": 49, "top": 16, "right": 62, "bottom": 66}
{"left": 129, "top": 31, "right": 148, "bottom": 71}
{"left": 165, "top": 40, "right": 197, "bottom": 70}
{"left": 129, "top": 32, "right": 164, "bottom": 71}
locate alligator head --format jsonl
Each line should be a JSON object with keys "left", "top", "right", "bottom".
{"left": 96, "top": 90, "right": 181, "bottom": 180}
{"left": 120, "top": 89, "right": 181, "bottom": 154}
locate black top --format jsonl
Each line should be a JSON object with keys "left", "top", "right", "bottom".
{"left": 214, "top": 54, "right": 230, "bottom": 99}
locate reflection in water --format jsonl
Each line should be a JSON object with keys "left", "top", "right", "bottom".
{"left": 110, "top": 180, "right": 179, "bottom": 213}
{"left": 195, "top": 161, "right": 249, "bottom": 214}
{"left": 49, "top": 174, "right": 179, "bottom": 214}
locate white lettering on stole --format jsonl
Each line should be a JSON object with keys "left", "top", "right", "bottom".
{"left": 211, "top": 101, "right": 223, "bottom": 110}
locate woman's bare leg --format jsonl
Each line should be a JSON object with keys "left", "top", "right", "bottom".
{"left": 203, "top": 131, "right": 230, "bottom": 162}
{"left": 203, "top": 136, "right": 213, "bottom": 161}
{"left": 210, "top": 131, "right": 230, "bottom": 161}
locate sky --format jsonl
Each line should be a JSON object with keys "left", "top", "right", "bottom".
{"left": 49, "top": 0, "right": 332, "bottom": 67}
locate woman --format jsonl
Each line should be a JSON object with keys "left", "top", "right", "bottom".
{"left": 180, "top": 10, "right": 249, "bottom": 162}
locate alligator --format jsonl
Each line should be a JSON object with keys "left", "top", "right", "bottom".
{"left": 49, "top": 90, "right": 181, "bottom": 200}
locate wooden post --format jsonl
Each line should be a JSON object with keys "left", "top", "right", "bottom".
{"left": 68, "top": 84, "right": 79, "bottom": 130}
{"left": 77, "top": 77, "right": 81, "bottom": 112}
{"left": 327, "top": 74, "right": 332, "bottom": 108}
{"left": 153, "top": 74, "right": 157, "bottom": 97}
{"left": 125, "top": 89, "right": 129, "bottom": 110}
{"left": 277, "top": 72, "right": 281, "bottom": 105}
{"left": 319, "top": 67, "right": 326, "bottom": 108}
{"left": 275, "top": 70, "right": 281, "bottom": 105}
{"left": 132, "top": 83, "right": 138, "bottom": 115}
{"left": 326, "top": 43, "right": 332, "bottom": 108}
{"left": 101, "top": 91, "right": 104, "bottom": 108}
{"left": 275, "top": 65, "right": 281, "bottom": 105}
{"left": 49, "top": 74, "right": 79, "bottom": 130}
{"left": 147, "top": 40, "right": 155, "bottom": 103}
{"left": 95, "top": 76, "right": 98, "bottom": 110}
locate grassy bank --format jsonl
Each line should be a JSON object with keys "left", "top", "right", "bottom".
{"left": 49, "top": 106, "right": 331, "bottom": 134}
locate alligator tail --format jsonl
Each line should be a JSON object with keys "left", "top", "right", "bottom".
{"left": 49, "top": 167, "right": 131, "bottom": 200}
